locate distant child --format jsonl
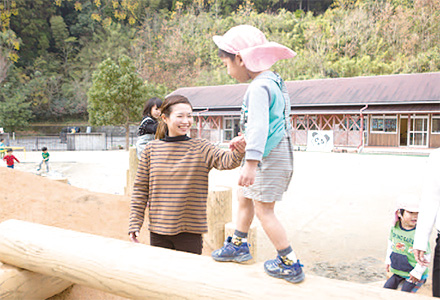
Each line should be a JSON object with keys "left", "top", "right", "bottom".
{"left": 136, "top": 97, "right": 163, "bottom": 159}
{"left": 210, "top": 25, "right": 304, "bottom": 283}
{"left": 37, "top": 147, "right": 50, "bottom": 172}
{"left": 0, "top": 139, "right": 5, "bottom": 158}
{"left": 3, "top": 148, "right": 19, "bottom": 169}
{"left": 384, "top": 194, "right": 430, "bottom": 293}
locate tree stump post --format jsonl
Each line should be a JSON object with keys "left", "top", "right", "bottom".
{"left": 204, "top": 186, "right": 232, "bottom": 251}
{"left": 125, "top": 146, "right": 138, "bottom": 196}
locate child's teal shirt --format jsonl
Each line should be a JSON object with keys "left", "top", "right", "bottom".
{"left": 240, "top": 71, "right": 290, "bottom": 161}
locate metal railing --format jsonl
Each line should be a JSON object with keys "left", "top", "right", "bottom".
{"left": 4, "top": 133, "right": 138, "bottom": 151}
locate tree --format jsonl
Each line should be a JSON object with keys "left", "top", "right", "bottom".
{"left": 87, "top": 55, "right": 148, "bottom": 150}
{"left": 9, "top": 0, "right": 55, "bottom": 68}
{"left": 50, "top": 15, "right": 77, "bottom": 74}
{"left": 0, "top": 29, "right": 20, "bottom": 84}
{"left": 0, "top": 82, "right": 32, "bottom": 132}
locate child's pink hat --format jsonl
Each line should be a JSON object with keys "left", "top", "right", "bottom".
{"left": 394, "top": 193, "right": 420, "bottom": 225}
{"left": 213, "top": 25, "right": 297, "bottom": 72}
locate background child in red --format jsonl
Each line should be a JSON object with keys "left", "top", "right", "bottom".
{"left": 3, "top": 148, "right": 20, "bottom": 169}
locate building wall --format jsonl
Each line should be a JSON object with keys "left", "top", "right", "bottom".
{"left": 368, "top": 132, "right": 398, "bottom": 147}
{"left": 430, "top": 115, "right": 440, "bottom": 148}
{"left": 430, "top": 134, "right": 440, "bottom": 148}
{"left": 196, "top": 112, "right": 440, "bottom": 148}
{"left": 66, "top": 133, "right": 106, "bottom": 151}
{"left": 291, "top": 114, "right": 362, "bottom": 148}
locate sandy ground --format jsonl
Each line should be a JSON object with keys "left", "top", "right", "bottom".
{"left": 3, "top": 148, "right": 437, "bottom": 297}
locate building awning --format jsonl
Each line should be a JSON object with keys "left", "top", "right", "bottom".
{"left": 193, "top": 110, "right": 241, "bottom": 117}
{"left": 291, "top": 106, "right": 364, "bottom": 115}
{"left": 363, "top": 104, "right": 440, "bottom": 114}
{"left": 290, "top": 104, "right": 440, "bottom": 115}
{"left": 192, "top": 104, "right": 440, "bottom": 117}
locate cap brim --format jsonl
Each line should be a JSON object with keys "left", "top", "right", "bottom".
{"left": 240, "top": 42, "right": 297, "bottom": 72}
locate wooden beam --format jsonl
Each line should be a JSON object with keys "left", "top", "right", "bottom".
{"left": 0, "top": 220, "right": 433, "bottom": 300}
{"left": 0, "top": 262, "right": 72, "bottom": 300}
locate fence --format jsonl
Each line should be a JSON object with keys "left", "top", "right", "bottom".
{"left": 5, "top": 133, "right": 138, "bottom": 151}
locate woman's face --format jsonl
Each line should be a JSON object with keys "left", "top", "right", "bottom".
{"left": 162, "top": 103, "right": 193, "bottom": 137}
{"left": 150, "top": 105, "right": 161, "bottom": 119}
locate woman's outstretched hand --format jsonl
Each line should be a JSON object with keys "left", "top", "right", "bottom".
{"left": 129, "top": 231, "right": 140, "bottom": 243}
{"left": 229, "top": 133, "right": 246, "bottom": 153}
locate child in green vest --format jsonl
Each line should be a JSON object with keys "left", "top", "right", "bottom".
{"left": 37, "top": 147, "right": 50, "bottom": 172}
{"left": 384, "top": 194, "right": 430, "bottom": 293}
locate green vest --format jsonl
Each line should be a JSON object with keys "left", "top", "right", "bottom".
{"left": 389, "top": 222, "right": 430, "bottom": 279}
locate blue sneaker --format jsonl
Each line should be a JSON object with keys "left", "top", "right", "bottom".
{"left": 211, "top": 236, "right": 252, "bottom": 262}
{"left": 264, "top": 256, "right": 305, "bottom": 283}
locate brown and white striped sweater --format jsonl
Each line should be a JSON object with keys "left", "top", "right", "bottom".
{"left": 129, "top": 135, "right": 244, "bottom": 236}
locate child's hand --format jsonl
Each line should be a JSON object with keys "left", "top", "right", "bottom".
{"left": 386, "top": 264, "right": 390, "bottom": 273}
{"left": 409, "top": 274, "right": 420, "bottom": 283}
{"left": 238, "top": 160, "right": 258, "bottom": 187}
{"left": 229, "top": 133, "right": 246, "bottom": 153}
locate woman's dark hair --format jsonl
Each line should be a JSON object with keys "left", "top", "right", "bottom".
{"left": 218, "top": 48, "right": 236, "bottom": 60}
{"left": 142, "top": 97, "right": 163, "bottom": 118}
{"left": 155, "top": 95, "right": 193, "bottom": 140}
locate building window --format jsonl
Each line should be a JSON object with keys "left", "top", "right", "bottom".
{"left": 223, "top": 117, "right": 240, "bottom": 141}
{"left": 348, "top": 116, "right": 363, "bottom": 131}
{"left": 371, "top": 115, "right": 397, "bottom": 133}
{"left": 308, "top": 116, "right": 318, "bottom": 130}
{"left": 432, "top": 115, "right": 440, "bottom": 134}
{"left": 295, "top": 116, "right": 306, "bottom": 130}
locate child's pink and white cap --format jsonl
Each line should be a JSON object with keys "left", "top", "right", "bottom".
{"left": 213, "top": 25, "right": 296, "bottom": 72}
{"left": 394, "top": 193, "right": 420, "bottom": 225}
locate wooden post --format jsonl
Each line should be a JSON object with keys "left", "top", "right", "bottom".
{"left": 0, "top": 262, "right": 72, "bottom": 300}
{"left": 0, "top": 220, "right": 433, "bottom": 300}
{"left": 125, "top": 146, "right": 138, "bottom": 196}
{"left": 204, "top": 186, "right": 232, "bottom": 250}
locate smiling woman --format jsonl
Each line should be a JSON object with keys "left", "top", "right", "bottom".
{"left": 129, "top": 95, "right": 246, "bottom": 255}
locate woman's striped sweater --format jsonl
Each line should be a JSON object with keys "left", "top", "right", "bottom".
{"left": 129, "top": 136, "right": 244, "bottom": 236}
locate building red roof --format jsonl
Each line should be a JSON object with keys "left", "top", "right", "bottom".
{"left": 168, "top": 72, "right": 440, "bottom": 112}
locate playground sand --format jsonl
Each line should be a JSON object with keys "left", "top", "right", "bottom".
{"left": 1, "top": 150, "right": 435, "bottom": 297}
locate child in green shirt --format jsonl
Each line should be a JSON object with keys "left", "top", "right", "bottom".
{"left": 37, "top": 147, "right": 50, "bottom": 172}
{"left": 384, "top": 194, "right": 430, "bottom": 293}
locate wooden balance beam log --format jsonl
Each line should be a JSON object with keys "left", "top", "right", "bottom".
{"left": 0, "top": 219, "right": 433, "bottom": 300}
{"left": 0, "top": 262, "right": 72, "bottom": 300}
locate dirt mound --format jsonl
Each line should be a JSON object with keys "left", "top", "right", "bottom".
{"left": 0, "top": 168, "right": 137, "bottom": 242}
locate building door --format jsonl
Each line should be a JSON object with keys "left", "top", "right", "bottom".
{"left": 408, "top": 115, "right": 429, "bottom": 147}
{"left": 399, "top": 116, "right": 408, "bottom": 146}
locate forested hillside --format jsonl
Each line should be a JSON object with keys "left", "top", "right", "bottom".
{"left": 0, "top": 0, "right": 439, "bottom": 130}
